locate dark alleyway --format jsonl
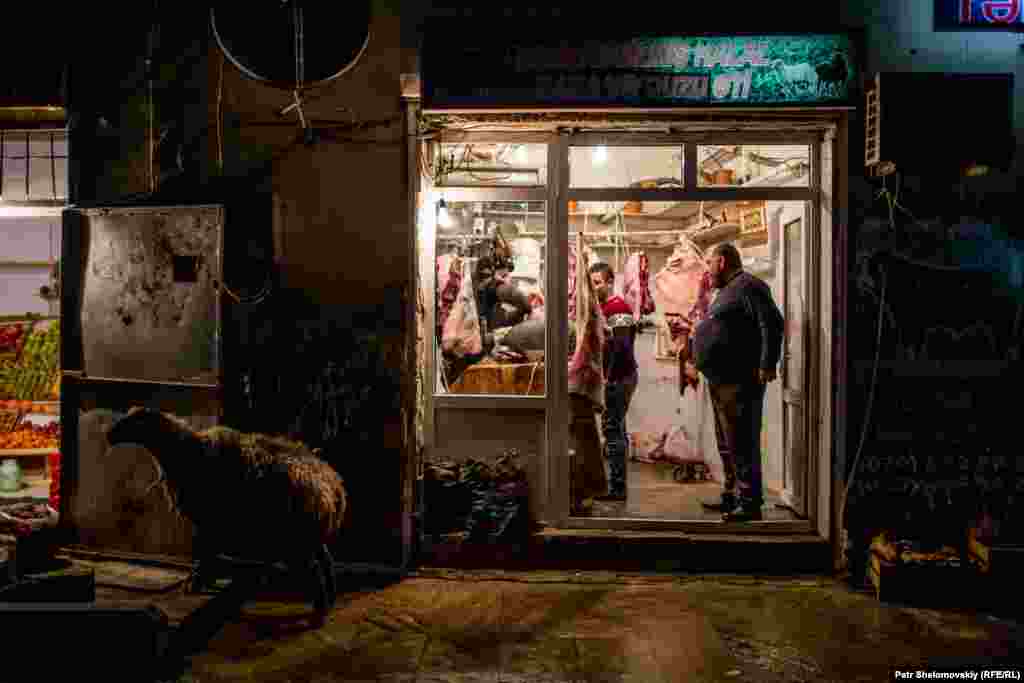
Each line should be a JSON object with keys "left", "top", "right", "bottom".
{"left": 75, "top": 559, "right": 1022, "bottom": 682}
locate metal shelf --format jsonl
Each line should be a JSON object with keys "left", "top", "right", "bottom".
{"left": 0, "top": 261, "right": 55, "bottom": 268}
{"left": 0, "top": 449, "right": 57, "bottom": 456}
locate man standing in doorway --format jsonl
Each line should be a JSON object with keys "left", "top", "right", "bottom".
{"left": 691, "top": 243, "right": 784, "bottom": 522}
{"left": 589, "top": 262, "right": 639, "bottom": 502}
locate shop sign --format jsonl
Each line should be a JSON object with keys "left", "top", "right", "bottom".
{"left": 935, "top": 0, "right": 1024, "bottom": 29}
{"left": 422, "top": 33, "right": 858, "bottom": 109}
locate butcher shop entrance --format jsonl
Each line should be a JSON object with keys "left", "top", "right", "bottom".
{"left": 409, "top": 32, "right": 853, "bottom": 556}
{"left": 412, "top": 117, "right": 845, "bottom": 545}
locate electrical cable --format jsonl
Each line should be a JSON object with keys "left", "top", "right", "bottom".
{"left": 216, "top": 51, "right": 224, "bottom": 174}
{"left": 146, "top": 1, "right": 159, "bottom": 194}
{"left": 839, "top": 258, "right": 887, "bottom": 530}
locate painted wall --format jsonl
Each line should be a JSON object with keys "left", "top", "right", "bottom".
{"left": 839, "top": 0, "right": 1024, "bottom": 575}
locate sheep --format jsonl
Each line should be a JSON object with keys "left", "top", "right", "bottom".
{"left": 771, "top": 59, "right": 818, "bottom": 95}
{"left": 106, "top": 406, "right": 348, "bottom": 625}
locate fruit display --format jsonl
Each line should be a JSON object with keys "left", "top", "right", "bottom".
{"left": 0, "top": 322, "right": 26, "bottom": 359}
{"left": 0, "top": 401, "right": 58, "bottom": 415}
{"left": 0, "top": 410, "right": 23, "bottom": 432}
{"left": 0, "top": 422, "right": 60, "bottom": 450}
{"left": 0, "top": 319, "right": 60, "bottom": 401}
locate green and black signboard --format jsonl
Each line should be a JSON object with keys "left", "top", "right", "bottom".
{"left": 422, "top": 33, "right": 858, "bottom": 109}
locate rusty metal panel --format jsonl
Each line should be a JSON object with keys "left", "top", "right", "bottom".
{"left": 70, "top": 205, "right": 224, "bottom": 385}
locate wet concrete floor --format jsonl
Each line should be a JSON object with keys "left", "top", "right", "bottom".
{"left": 162, "top": 569, "right": 1022, "bottom": 683}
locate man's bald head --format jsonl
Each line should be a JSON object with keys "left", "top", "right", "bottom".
{"left": 707, "top": 242, "right": 743, "bottom": 288}
{"left": 711, "top": 243, "right": 743, "bottom": 270}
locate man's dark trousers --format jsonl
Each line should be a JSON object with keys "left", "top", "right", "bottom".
{"left": 708, "top": 381, "right": 766, "bottom": 510}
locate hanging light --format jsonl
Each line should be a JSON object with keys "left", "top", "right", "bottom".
{"left": 437, "top": 199, "right": 454, "bottom": 228}
{"left": 593, "top": 145, "right": 608, "bottom": 165}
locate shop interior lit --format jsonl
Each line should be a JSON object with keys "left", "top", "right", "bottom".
{"left": 421, "top": 132, "right": 827, "bottom": 529}
{"left": 0, "top": 128, "right": 67, "bottom": 544}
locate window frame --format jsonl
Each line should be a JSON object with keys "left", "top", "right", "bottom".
{"left": 419, "top": 128, "right": 829, "bottom": 534}
{"left": 0, "top": 128, "right": 68, "bottom": 203}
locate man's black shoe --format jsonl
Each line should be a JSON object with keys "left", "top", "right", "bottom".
{"left": 722, "top": 505, "right": 764, "bottom": 522}
{"left": 701, "top": 493, "right": 737, "bottom": 512}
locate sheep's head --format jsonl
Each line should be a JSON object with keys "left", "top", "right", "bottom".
{"left": 107, "top": 406, "right": 171, "bottom": 448}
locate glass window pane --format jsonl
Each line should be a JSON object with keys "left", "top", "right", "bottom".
{"left": 784, "top": 217, "right": 803, "bottom": 390}
{"left": 28, "top": 156, "right": 55, "bottom": 199}
{"left": 698, "top": 145, "right": 809, "bottom": 187}
{"left": 50, "top": 217, "right": 62, "bottom": 261}
{"left": 53, "top": 158, "right": 68, "bottom": 200}
{"left": 0, "top": 268, "right": 50, "bottom": 317}
{"left": 436, "top": 200, "right": 546, "bottom": 396}
{"left": 0, "top": 216, "right": 52, "bottom": 262}
{"left": 435, "top": 143, "right": 546, "bottom": 187}
{"left": 570, "top": 146, "right": 682, "bottom": 189}
{"left": 51, "top": 133, "right": 68, "bottom": 159}
{"left": 29, "top": 133, "right": 55, "bottom": 159}
{"left": 2, "top": 133, "right": 28, "bottom": 159}
{"left": 2, "top": 157, "right": 28, "bottom": 200}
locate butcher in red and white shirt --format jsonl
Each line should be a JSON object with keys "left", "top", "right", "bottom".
{"left": 589, "top": 262, "right": 638, "bottom": 502}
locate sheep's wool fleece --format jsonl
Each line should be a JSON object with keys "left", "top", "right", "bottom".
{"left": 134, "top": 412, "right": 347, "bottom": 556}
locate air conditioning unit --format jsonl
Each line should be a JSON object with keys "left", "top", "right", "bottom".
{"left": 864, "top": 72, "right": 1015, "bottom": 177}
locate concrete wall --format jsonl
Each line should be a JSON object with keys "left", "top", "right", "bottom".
{"left": 64, "top": 1, "right": 414, "bottom": 565}
{"left": 839, "top": 0, "right": 1024, "bottom": 568}
{"left": 842, "top": 0, "right": 1024, "bottom": 170}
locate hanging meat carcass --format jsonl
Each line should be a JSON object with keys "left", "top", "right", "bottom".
{"left": 442, "top": 259, "right": 483, "bottom": 358}
{"left": 568, "top": 243, "right": 605, "bottom": 411}
{"left": 622, "top": 252, "right": 656, "bottom": 319}
{"left": 437, "top": 254, "right": 462, "bottom": 334}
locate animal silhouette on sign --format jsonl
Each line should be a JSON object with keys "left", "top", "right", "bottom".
{"left": 816, "top": 53, "right": 848, "bottom": 97}
{"left": 771, "top": 59, "right": 818, "bottom": 95}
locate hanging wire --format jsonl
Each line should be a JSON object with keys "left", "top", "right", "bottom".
{"left": 216, "top": 51, "right": 225, "bottom": 174}
{"left": 146, "top": 2, "right": 159, "bottom": 194}
{"left": 876, "top": 172, "right": 918, "bottom": 230}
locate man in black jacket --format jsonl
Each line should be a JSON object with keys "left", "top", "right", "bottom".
{"left": 691, "top": 243, "right": 784, "bottom": 522}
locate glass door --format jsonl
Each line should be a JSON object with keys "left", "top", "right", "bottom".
{"left": 779, "top": 212, "right": 809, "bottom": 517}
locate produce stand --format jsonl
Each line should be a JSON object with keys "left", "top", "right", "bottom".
{"left": 0, "top": 317, "right": 61, "bottom": 502}
{"left": 0, "top": 317, "right": 61, "bottom": 577}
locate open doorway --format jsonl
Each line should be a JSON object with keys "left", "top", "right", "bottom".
{"left": 569, "top": 199, "right": 807, "bottom": 521}
{"left": 563, "top": 142, "right": 815, "bottom": 523}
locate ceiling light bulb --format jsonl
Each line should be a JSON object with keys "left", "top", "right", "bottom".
{"left": 593, "top": 146, "right": 607, "bottom": 164}
{"left": 515, "top": 145, "right": 529, "bottom": 165}
{"left": 437, "top": 200, "right": 454, "bottom": 229}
